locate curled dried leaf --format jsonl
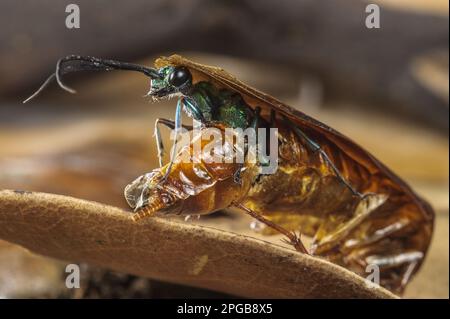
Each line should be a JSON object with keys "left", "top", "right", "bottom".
{"left": 0, "top": 190, "right": 396, "bottom": 298}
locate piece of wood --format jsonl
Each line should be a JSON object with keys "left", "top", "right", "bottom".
{"left": 0, "top": 190, "right": 397, "bottom": 298}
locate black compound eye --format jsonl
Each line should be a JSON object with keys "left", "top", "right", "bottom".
{"left": 168, "top": 66, "right": 192, "bottom": 88}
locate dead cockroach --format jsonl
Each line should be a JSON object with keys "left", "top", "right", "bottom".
{"left": 24, "top": 55, "right": 434, "bottom": 294}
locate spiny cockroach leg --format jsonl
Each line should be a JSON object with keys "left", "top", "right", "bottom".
{"left": 232, "top": 201, "right": 309, "bottom": 254}
{"left": 280, "top": 231, "right": 308, "bottom": 254}
{"left": 310, "top": 193, "right": 388, "bottom": 254}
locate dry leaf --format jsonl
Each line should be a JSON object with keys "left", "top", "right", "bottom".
{"left": 0, "top": 189, "right": 397, "bottom": 298}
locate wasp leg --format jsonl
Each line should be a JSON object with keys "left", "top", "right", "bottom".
{"left": 232, "top": 201, "right": 309, "bottom": 254}
{"left": 160, "top": 98, "right": 183, "bottom": 182}
{"left": 154, "top": 118, "right": 193, "bottom": 167}
{"left": 182, "top": 97, "right": 206, "bottom": 123}
{"left": 283, "top": 116, "right": 363, "bottom": 198}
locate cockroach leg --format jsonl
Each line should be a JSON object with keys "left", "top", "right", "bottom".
{"left": 154, "top": 118, "right": 193, "bottom": 167}
{"left": 232, "top": 202, "right": 309, "bottom": 254}
{"left": 366, "top": 251, "right": 423, "bottom": 293}
{"left": 311, "top": 193, "right": 388, "bottom": 254}
{"left": 400, "top": 260, "right": 419, "bottom": 290}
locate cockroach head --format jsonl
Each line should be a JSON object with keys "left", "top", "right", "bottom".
{"left": 124, "top": 173, "right": 153, "bottom": 211}
{"left": 124, "top": 171, "right": 166, "bottom": 211}
{"left": 124, "top": 171, "right": 179, "bottom": 214}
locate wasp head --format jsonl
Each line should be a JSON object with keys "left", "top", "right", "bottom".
{"left": 148, "top": 66, "right": 193, "bottom": 98}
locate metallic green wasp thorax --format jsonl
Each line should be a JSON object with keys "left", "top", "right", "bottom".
{"left": 189, "top": 81, "right": 251, "bottom": 129}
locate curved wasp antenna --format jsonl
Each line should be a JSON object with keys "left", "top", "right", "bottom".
{"left": 23, "top": 55, "right": 161, "bottom": 103}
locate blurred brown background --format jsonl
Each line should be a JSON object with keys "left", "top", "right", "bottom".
{"left": 0, "top": 0, "right": 448, "bottom": 298}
